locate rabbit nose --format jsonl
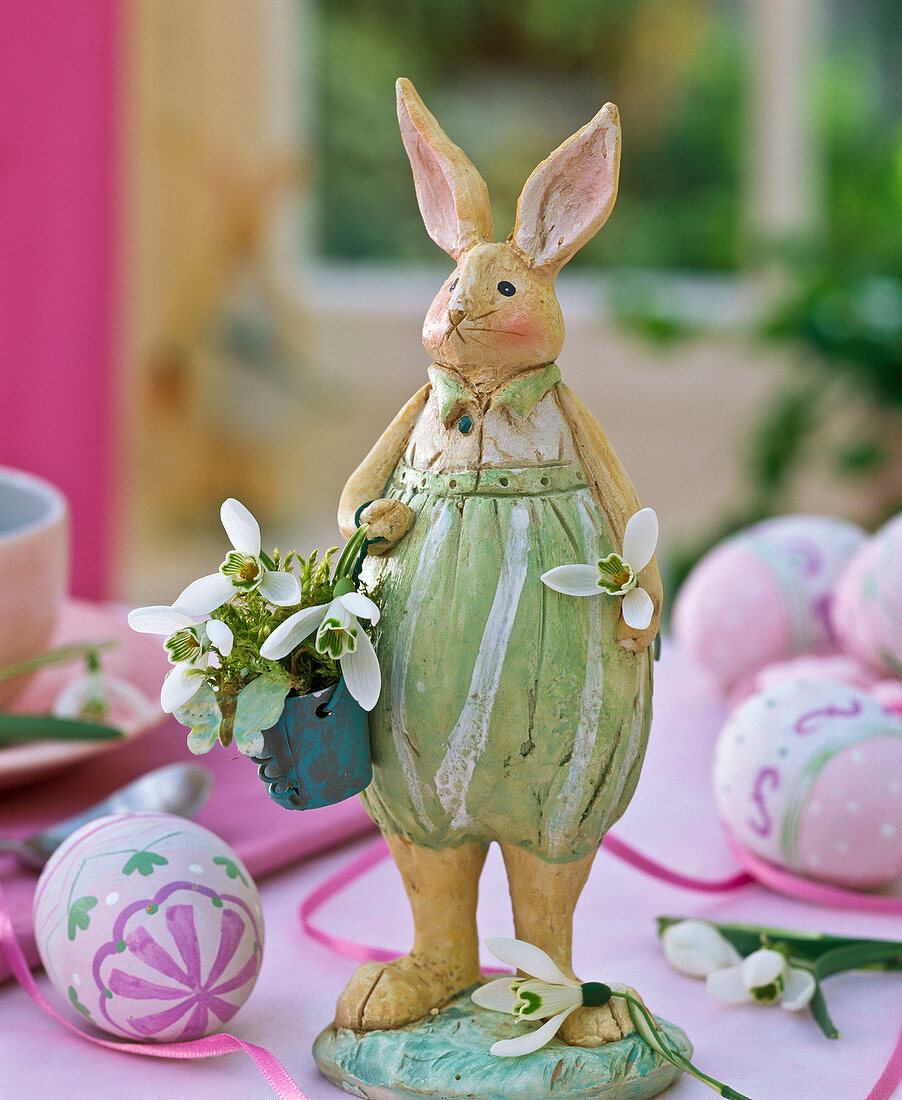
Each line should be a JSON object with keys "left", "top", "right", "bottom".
{"left": 448, "top": 307, "right": 467, "bottom": 325}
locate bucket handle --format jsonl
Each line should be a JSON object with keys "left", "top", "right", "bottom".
{"left": 314, "top": 676, "right": 347, "bottom": 719}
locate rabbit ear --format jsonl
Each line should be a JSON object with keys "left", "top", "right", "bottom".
{"left": 396, "top": 78, "right": 493, "bottom": 260}
{"left": 512, "top": 102, "right": 620, "bottom": 273}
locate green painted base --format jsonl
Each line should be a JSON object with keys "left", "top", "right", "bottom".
{"left": 313, "top": 988, "right": 691, "bottom": 1100}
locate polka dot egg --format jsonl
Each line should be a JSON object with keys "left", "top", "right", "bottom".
{"left": 33, "top": 812, "right": 264, "bottom": 1040}
{"left": 674, "top": 515, "right": 866, "bottom": 692}
{"left": 713, "top": 679, "right": 902, "bottom": 887}
{"left": 831, "top": 512, "right": 902, "bottom": 679}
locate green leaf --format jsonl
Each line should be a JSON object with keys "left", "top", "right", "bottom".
{"left": 232, "top": 669, "right": 291, "bottom": 756}
{"left": 68, "top": 896, "right": 98, "bottom": 941}
{"left": 122, "top": 851, "right": 169, "bottom": 877}
{"left": 0, "top": 715, "right": 123, "bottom": 746}
{"left": 174, "top": 682, "right": 222, "bottom": 754}
{"left": 809, "top": 981, "right": 840, "bottom": 1040}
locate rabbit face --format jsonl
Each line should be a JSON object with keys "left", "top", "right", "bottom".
{"left": 398, "top": 78, "right": 621, "bottom": 383}
{"left": 423, "top": 243, "right": 564, "bottom": 374}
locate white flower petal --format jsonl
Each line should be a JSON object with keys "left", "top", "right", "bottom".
{"left": 540, "top": 565, "right": 601, "bottom": 597}
{"left": 489, "top": 1007, "right": 576, "bottom": 1057}
{"left": 160, "top": 664, "right": 204, "bottom": 713}
{"left": 128, "top": 605, "right": 198, "bottom": 635}
{"left": 485, "top": 938, "right": 577, "bottom": 987}
{"left": 258, "top": 569, "right": 303, "bottom": 606}
{"left": 621, "top": 587, "right": 654, "bottom": 630}
{"left": 781, "top": 968, "right": 816, "bottom": 1011}
{"left": 706, "top": 965, "right": 754, "bottom": 1005}
{"left": 339, "top": 591, "right": 381, "bottom": 624}
{"left": 221, "top": 498, "right": 261, "bottom": 556}
{"left": 260, "top": 604, "right": 328, "bottom": 659}
{"left": 471, "top": 979, "right": 518, "bottom": 1014}
{"left": 174, "top": 573, "right": 236, "bottom": 616}
{"left": 622, "top": 508, "right": 659, "bottom": 572}
{"left": 741, "top": 949, "right": 785, "bottom": 991}
{"left": 205, "top": 618, "right": 234, "bottom": 655}
{"left": 515, "top": 979, "right": 582, "bottom": 1019}
{"left": 340, "top": 629, "right": 382, "bottom": 711}
{"left": 661, "top": 920, "right": 742, "bottom": 978}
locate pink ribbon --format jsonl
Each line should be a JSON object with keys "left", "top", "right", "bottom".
{"left": 724, "top": 834, "right": 902, "bottom": 914}
{"left": 0, "top": 878, "right": 308, "bottom": 1100}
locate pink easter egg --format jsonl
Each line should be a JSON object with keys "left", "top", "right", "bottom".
{"left": 796, "top": 737, "right": 902, "bottom": 886}
{"left": 713, "top": 678, "right": 902, "bottom": 887}
{"left": 33, "top": 812, "right": 264, "bottom": 1041}
{"left": 675, "top": 515, "right": 866, "bottom": 692}
{"left": 831, "top": 513, "right": 902, "bottom": 679}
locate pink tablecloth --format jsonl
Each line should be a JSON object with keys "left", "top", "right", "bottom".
{"left": 2, "top": 641, "right": 901, "bottom": 1098}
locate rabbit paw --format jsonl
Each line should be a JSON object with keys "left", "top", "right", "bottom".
{"left": 334, "top": 955, "right": 472, "bottom": 1031}
{"left": 360, "top": 498, "right": 415, "bottom": 555}
{"left": 558, "top": 989, "right": 638, "bottom": 1047}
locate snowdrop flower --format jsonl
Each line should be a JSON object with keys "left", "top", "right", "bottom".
{"left": 706, "top": 948, "right": 816, "bottom": 1011}
{"left": 541, "top": 508, "right": 659, "bottom": 630}
{"left": 471, "top": 938, "right": 606, "bottom": 1056}
{"left": 128, "top": 605, "right": 234, "bottom": 713}
{"left": 53, "top": 665, "right": 158, "bottom": 728}
{"left": 260, "top": 590, "right": 382, "bottom": 710}
{"left": 661, "top": 919, "right": 742, "bottom": 979}
{"left": 472, "top": 938, "right": 752, "bottom": 1098}
{"left": 173, "top": 499, "right": 302, "bottom": 616}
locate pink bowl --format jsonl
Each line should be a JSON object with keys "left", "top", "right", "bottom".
{"left": 0, "top": 467, "right": 69, "bottom": 709}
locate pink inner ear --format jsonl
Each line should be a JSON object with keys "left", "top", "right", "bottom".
{"left": 514, "top": 110, "right": 619, "bottom": 271}
{"left": 399, "top": 112, "right": 460, "bottom": 257}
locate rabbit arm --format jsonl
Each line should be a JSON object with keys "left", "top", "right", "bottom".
{"left": 556, "top": 384, "right": 663, "bottom": 650}
{"left": 337, "top": 384, "right": 431, "bottom": 540}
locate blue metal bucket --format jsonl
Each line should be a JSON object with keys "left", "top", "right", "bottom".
{"left": 252, "top": 678, "right": 372, "bottom": 811}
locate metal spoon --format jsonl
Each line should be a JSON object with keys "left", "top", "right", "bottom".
{"left": 0, "top": 763, "right": 214, "bottom": 870}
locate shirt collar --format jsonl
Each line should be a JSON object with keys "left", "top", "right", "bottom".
{"left": 428, "top": 362, "right": 561, "bottom": 425}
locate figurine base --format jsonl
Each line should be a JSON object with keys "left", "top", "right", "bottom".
{"left": 313, "top": 988, "right": 691, "bottom": 1099}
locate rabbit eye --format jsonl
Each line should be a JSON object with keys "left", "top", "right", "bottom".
{"left": 449, "top": 278, "right": 458, "bottom": 291}
{"left": 497, "top": 281, "right": 516, "bottom": 297}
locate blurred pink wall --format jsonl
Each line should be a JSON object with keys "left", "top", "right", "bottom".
{"left": 0, "top": 0, "right": 119, "bottom": 599}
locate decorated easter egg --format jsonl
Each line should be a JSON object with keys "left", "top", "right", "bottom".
{"left": 674, "top": 515, "right": 866, "bottom": 692}
{"left": 33, "top": 812, "right": 264, "bottom": 1040}
{"left": 714, "top": 679, "right": 902, "bottom": 887}
{"left": 831, "top": 513, "right": 902, "bottom": 679}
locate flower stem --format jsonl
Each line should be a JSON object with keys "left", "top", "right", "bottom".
{"left": 620, "top": 993, "right": 752, "bottom": 1100}
{"left": 0, "top": 641, "right": 117, "bottom": 684}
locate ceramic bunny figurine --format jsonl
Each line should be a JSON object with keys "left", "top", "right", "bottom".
{"left": 335, "top": 78, "right": 662, "bottom": 1047}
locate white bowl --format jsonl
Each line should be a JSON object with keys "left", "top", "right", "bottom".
{"left": 0, "top": 467, "right": 69, "bottom": 709}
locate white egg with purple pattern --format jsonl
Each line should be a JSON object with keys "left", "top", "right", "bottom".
{"left": 713, "top": 679, "right": 902, "bottom": 887}
{"left": 33, "top": 812, "right": 264, "bottom": 1040}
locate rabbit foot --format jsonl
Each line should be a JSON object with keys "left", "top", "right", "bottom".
{"left": 559, "top": 992, "right": 637, "bottom": 1047}
{"left": 334, "top": 955, "right": 475, "bottom": 1031}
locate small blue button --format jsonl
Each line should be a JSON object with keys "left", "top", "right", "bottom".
{"left": 458, "top": 414, "right": 473, "bottom": 434}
